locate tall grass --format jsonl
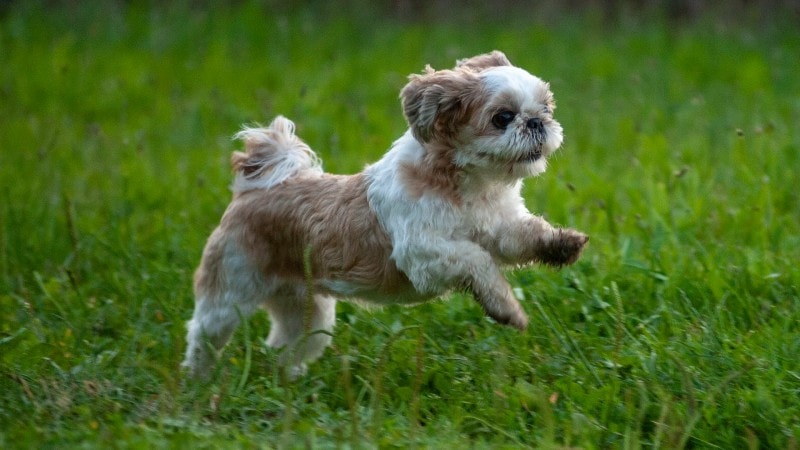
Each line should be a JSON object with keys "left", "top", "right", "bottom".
{"left": 1, "top": 1, "right": 799, "bottom": 448}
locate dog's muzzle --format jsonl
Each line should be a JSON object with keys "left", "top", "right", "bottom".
{"left": 520, "top": 119, "right": 547, "bottom": 162}
{"left": 527, "top": 118, "right": 545, "bottom": 134}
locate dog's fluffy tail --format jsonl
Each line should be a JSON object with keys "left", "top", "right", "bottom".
{"left": 231, "top": 116, "right": 322, "bottom": 192}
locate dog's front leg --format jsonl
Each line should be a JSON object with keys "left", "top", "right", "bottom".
{"left": 492, "top": 215, "right": 588, "bottom": 267}
{"left": 397, "top": 240, "right": 528, "bottom": 329}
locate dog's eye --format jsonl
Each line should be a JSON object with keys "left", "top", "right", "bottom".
{"left": 492, "top": 110, "right": 516, "bottom": 129}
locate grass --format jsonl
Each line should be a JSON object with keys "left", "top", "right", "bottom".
{"left": 1, "top": 1, "right": 799, "bottom": 448}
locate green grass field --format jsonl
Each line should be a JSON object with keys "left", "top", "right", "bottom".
{"left": 2, "top": 1, "right": 799, "bottom": 448}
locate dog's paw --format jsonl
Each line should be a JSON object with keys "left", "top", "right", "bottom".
{"left": 490, "top": 307, "right": 529, "bottom": 330}
{"left": 538, "top": 228, "right": 588, "bottom": 267}
{"left": 286, "top": 363, "right": 308, "bottom": 381}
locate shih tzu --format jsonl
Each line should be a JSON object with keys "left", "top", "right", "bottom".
{"left": 182, "top": 51, "right": 588, "bottom": 379}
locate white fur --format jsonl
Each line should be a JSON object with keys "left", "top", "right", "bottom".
{"left": 183, "top": 234, "right": 266, "bottom": 374}
{"left": 456, "top": 67, "right": 563, "bottom": 179}
{"left": 232, "top": 116, "right": 322, "bottom": 192}
{"left": 365, "top": 131, "right": 544, "bottom": 298}
{"left": 182, "top": 52, "right": 588, "bottom": 380}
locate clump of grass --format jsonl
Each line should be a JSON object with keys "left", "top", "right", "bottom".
{"left": 1, "top": 2, "right": 799, "bottom": 448}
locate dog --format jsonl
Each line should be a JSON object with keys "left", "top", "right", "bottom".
{"left": 182, "top": 51, "right": 588, "bottom": 379}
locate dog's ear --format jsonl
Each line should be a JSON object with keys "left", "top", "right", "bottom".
{"left": 455, "top": 50, "right": 512, "bottom": 71}
{"left": 400, "top": 68, "right": 482, "bottom": 143}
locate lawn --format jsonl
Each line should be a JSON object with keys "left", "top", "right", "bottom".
{"left": 1, "top": 1, "right": 799, "bottom": 448}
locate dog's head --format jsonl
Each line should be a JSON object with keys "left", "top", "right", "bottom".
{"left": 401, "top": 51, "right": 563, "bottom": 179}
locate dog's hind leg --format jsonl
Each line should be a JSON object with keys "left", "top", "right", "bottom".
{"left": 182, "top": 236, "right": 264, "bottom": 379}
{"left": 264, "top": 285, "right": 336, "bottom": 379}
{"left": 182, "top": 294, "right": 259, "bottom": 380}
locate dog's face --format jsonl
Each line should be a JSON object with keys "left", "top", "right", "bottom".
{"left": 401, "top": 51, "right": 563, "bottom": 179}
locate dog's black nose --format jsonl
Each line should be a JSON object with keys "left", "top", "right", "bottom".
{"left": 527, "top": 118, "right": 544, "bottom": 132}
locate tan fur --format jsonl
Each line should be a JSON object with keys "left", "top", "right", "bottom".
{"left": 399, "top": 141, "right": 463, "bottom": 204}
{"left": 401, "top": 69, "right": 487, "bottom": 143}
{"left": 231, "top": 151, "right": 251, "bottom": 175}
{"left": 183, "top": 51, "right": 589, "bottom": 380}
{"left": 193, "top": 228, "right": 227, "bottom": 299}
{"left": 220, "top": 173, "right": 411, "bottom": 296}
{"left": 455, "top": 50, "right": 512, "bottom": 71}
